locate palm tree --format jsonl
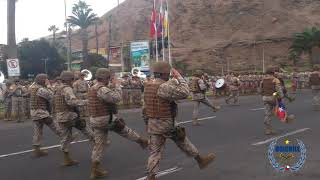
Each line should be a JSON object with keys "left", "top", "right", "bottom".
{"left": 7, "top": 0, "right": 18, "bottom": 60}
{"left": 289, "top": 27, "right": 320, "bottom": 67}
{"left": 67, "top": 1, "right": 98, "bottom": 68}
{"left": 94, "top": 20, "right": 102, "bottom": 54}
{"left": 48, "top": 25, "right": 59, "bottom": 43}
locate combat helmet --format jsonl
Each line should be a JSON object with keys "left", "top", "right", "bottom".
{"left": 95, "top": 68, "right": 111, "bottom": 80}
{"left": 152, "top": 61, "right": 171, "bottom": 74}
{"left": 35, "top": 74, "right": 48, "bottom": 85}
{"left": 60, "top": 71, "right": 75, "bottom": 81}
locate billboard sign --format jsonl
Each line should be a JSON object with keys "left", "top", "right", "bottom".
{"left": 130, "top": 41, "right": 150, "bottom": 68}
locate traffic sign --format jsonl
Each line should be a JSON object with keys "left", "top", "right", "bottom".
{"left": 6, "top": 58, "right": 20, "bottom": 77}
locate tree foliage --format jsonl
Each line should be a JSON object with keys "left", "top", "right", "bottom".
{"left": 67, "top": 1, "right": 98, "bottom": 68}
{"left": 17, "top": 39, "right": 65, "bottom": 78}
{"left": 289, "top": 27, "right": 320, "bottom": 66}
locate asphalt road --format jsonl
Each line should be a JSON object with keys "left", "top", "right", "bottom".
{"left": 0, "top": 90, "right": 319, "bottom": 180}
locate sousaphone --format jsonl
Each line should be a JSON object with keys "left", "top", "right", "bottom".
{"left": 81, "top": 69, "right": 93, "bottom": 81}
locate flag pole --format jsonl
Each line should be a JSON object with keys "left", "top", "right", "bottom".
{"left": 166, "top": 0, "right": 172, "bottom": 66}
{"left": 154, "top": 0, "right": 159, "bottom": 62}
{"left": 161, "top": 0, "right": 165, "bottom": 61}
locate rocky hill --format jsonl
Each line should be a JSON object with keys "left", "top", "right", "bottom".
{"left": 70, "top": 0, "right": 320, "bottom": 73}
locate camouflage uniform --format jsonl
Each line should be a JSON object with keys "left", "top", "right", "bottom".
{"left": 144, "top": 62, "right": 215, "bottom": 180}
{"left": 73, "top": 78, "right": 90, "bottom": 120}
{"left": 54, "top": 84, "right": 93, "bottom": 153}
{"left": 73, "top": 79, "right": 89, "bottom": 100}
{"left": 260, "top": 74, "right": 283, "bottom": 134}
{"left": 225, "top": 76, "right": 240, "bottom": 104}
{"left": 88, "top": 68, "right": 147, "bottom": 179}
{"left": 30, "top": 75, "right": 61, "bottom": 157}
{"left": 120, "top": 76, "right": 131, "bottom": 106}
{"left": 309, "top": 69, "right": 320, "bottom": 111}
{"left": 131, "top": 76, "right": 142, "bottom": 106}
{"left": 11, "top": 82, "right": 28, "bottom": 122}
{"left": 3, "top": 82, "right": 13, "bottom": 121}
{"left": 190, "top": 72, "right": 219, "bottom": 125}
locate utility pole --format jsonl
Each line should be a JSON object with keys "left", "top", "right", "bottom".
{"left": 262, "top": 46, "right": 265, "bottom": 73}
{"left": 64, "top": 0, "right": 71, "bottom": 70}
{"left": 41, "top": 58, "right": 49, "bottom": 74}
{"left": 107, "top": 15, "right": 112, "bottom": 67}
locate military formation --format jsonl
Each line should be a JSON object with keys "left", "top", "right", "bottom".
{"left": 0, "top": 62, "right": 319, "bottom": 180}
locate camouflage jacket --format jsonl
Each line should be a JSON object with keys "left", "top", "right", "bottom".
{"left": 30, "top": 84, "right": 54, "bottom": 121}
{"left": 55, "top": 84, "right": 87, "bottom": 123}
{"left": 90, "top": 82, "right": 122, "bottom": 128}
{"left": 146, "top": 77, "right": 189, "bottom": 135}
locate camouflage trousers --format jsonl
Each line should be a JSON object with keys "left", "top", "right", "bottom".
{"left": 33, "top": 117, "right": 61, "bottom": 146}
{"left": 58, "top": 119, "right": 94, "bottom": 152}
{"left": 122, "top": 89, "right": 130, "bottom": 106}
{"left": 225, "top": 90, "right": 239, "bottom": 104}
{"left": 131, "top": 89, "right": 142, "bottom": 105}
{"left": 192, "top": 97, "right": 215, "bottom": 122}
{"left": 11, "top": 97, "right": 26, "bottom": 122}
{"left": 4, "top": 99, "right": 12, "bottom": 120}
{"left": 91, "top": 126, "right": 141, "bottom": 162}
{"left": 263, "top": 99, "right": 276, "bottom": 128}
{"left": 312, "top": 89, "right": 320, "bottom": 111}
{"left": 147, "top": 134, "right": 199, "bottom": 176}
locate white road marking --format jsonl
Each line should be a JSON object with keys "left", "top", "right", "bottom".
{"left": 250, "top": 107, "right": 265, "bottom": 111}
{"left": 0, "top": 116, "right": 216, "bottom": 159}
{"left": 177, "top": 116, "right": 217, "bottom": 125}
{"left": 136, "top": 166, "right": 182, "bottom": 180}
{"left": 251, "top": 128, "right": 311, "bottom": 146}
{"left": 0, "top": 139, "right": 89, "bottom": 158}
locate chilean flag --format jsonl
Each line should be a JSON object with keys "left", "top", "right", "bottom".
{"left": 150, "top": 4, "right": 157, "bottom": 38}
{"left": 275, "top": 99, "right": 287, "bottom": 122}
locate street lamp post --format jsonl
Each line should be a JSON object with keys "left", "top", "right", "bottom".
{"left": 41, "top": 58, "right": 49, "bottom": 74}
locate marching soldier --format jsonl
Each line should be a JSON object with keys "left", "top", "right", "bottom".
{"left": 54, "top": 71, "right": 93, "bottom": 166}
{"left": 88, "top": 68, "right": 148, "bottom": 179}
{"left": 30, "top": 74, "right": 61, "bottom": 157}
{"left": 190, "top": 70, "right": 220, "bottom": 126}
{"left": 120, "top": 73, "right": 131, "bottom": 107}
{"left": 260, "top": 67, "right": 293, "bottom": 135}
{"left": 309, "top": 65, "right": 320, "bottom": 111}
{"left": 73, "top": 72, "right": 89, "bottom": 100}
{"left": 73, "top": 72, "right": 90, "bottom": 121}
{"left": 3, "top": 80, "right": 13, "bottom": 121}
{"left": 225, "top": 73, "right": 241, "bottom": 105}
{"left": 131, "top": 73, "right": 143, "bottom": 106}
{"left": 11, "top": 79, "right": 28, "bottom": 123}
{"left": 144, "top": 62, "right": 215, "bottom": 180}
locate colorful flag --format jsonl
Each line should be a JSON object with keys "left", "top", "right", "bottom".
{"left": 275, "top": 99, "right": 287, "bottom": 122}
{"left": 150, "top": 3, "right": 157, "bottom": 38}
{"left": 157, "top": 0, "right": 164, "bottom": 37}
{"left": 164, "top": 6, "right": 169, "bottom": 37}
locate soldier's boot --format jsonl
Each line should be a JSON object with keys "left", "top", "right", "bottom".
{"left": 212, "top": 105, "right": 221, "bottom": 112}
{"left": 195, "top": 153, "right": 216, "bottom": 169}
{"left": 225, "top": 98, "right": 230, "bottom": 104}
{"left": 62, "top": 152, "right": 79, "bottom": 166}
{"left": 33, "top": 145, "right": 48, "bottom": 158}
{"left": 137, "top": 137, "right": 149, "bottom": 149}
{"left": 264, "top": 126, "right": 274, "bottom": 135}
{"left": 192, "top": 119, "right": 201, "bottom": 126}
{"left": 285, "top": 114, "right": 295, "bottom": 124}
{"left": 146, "top": 174, "right": 156, "bottom": 180}
{"left": 90, "top": 161, "right": 108, "bottom": 180}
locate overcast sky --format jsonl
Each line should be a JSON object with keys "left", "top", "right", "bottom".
{"left": 0, "top": 0, "right": 126, "bottom": 44}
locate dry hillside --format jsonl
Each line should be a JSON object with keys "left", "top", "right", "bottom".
{"left": 69, "top": 0, "right": 320, "bottom": 72}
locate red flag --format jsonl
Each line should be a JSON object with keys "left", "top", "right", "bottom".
{"left": 150, "top": 4, "right": 157, "bottom": 38}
